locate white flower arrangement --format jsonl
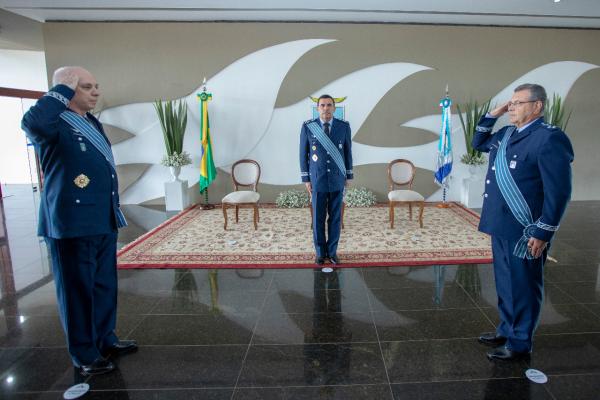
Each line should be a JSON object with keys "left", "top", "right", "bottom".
{"left": 161, "top": 151, "right": 192, "bottom": 167}
{"left": 460, "top": 153, "right": 487, "bottom": 166}
{"left": 344, "top": 186, "right": 377, "bottom": 207}
{"left": 276, "top": 189, "right": 310, "bottom": 208}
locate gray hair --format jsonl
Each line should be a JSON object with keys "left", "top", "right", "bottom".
{"left": 52, "top": 66, "right": 78, "bottom": 86}
{"left": 514, "top": 83, "right": 547, "bottom": 111}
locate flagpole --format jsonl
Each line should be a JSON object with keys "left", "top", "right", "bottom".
{"left": 198, "top": 77, "right": 216, "bottom": 210}
{"left": 436, "top": 84, "right": 453, "bottom": 209}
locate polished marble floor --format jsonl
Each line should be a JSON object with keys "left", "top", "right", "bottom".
{"left": 1, "top": 184, "right": 599, "bottom": 399}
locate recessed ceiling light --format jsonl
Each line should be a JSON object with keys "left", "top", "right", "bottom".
{"left": 554, "top": 0, "right": 561, "bottom": 3}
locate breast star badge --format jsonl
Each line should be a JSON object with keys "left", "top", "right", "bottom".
{"left": 74, "top": 174, "right": 90, "bottom": 188}
{"left": 312, "top": 154, "right": 318, "bottom": 162}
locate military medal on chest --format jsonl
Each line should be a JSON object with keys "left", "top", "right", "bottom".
{"left": 74, "top": 174, "right": 90, "bottom": 188}
{"left": 312, "top": 154, "right": 318, "bottom": 162}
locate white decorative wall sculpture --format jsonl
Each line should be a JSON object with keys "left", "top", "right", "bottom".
{"left": 99, "top": 39, "right": 598, "bottom": 204}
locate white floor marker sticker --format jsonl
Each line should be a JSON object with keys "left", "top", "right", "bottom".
{"left": 63, "top": 383, "right": 90, "bottom": 399}
{"left": 525, "top": 369, "right": 548, "bottom": 384}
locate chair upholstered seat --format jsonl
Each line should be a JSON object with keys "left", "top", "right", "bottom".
{"left": 222, "top": 191, "right": 260, "bottom": 203}
{"left": 388, "top": 190, "right": 425, "bottom": 202}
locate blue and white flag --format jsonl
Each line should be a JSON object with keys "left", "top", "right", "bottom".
{"left": 434, "top": 96, "right": 453, "bottom": 187}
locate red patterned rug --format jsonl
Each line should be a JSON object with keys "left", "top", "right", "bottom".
{"left": 117, "top": 202, "right": 491, "bottom": 269}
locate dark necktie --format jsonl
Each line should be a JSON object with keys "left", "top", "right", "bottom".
{"left": 323, "top": 122, "right": 330, "bottom": 136}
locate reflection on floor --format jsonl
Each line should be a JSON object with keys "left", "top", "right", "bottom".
{"left": 1, "top": 184, "right": 599, "bottom": 399}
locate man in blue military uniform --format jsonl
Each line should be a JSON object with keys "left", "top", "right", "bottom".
{"left": 472, "top": 83, "right": 574, "bottom": 361}
{"left": 22, "top": 66, "right": 137, "bottom": 375}
{"left": 299, "top": 95, "right": 353, "bottom": 266}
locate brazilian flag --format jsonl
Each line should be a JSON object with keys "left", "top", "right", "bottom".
{"left": 198, "top": 92, "right": 217, "bottom": 192}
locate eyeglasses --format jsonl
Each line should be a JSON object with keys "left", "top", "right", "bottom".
{"left": 508, "top": 100, "right": 538, "bottom": 107}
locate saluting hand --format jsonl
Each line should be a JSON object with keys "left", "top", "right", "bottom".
{"left": 54, "top": 69, "right": 80, "bottom": 91}
{"left": 489, "top": 101, "right": 510, "bottom": 118}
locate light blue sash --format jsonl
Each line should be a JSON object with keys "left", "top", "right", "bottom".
{"left": 494, "top": 126, "right": 535, "bottom": 259}
{"left": 60, "top": 111, "right": 127, "bottom": 228}
{"left": 61, "top": 111, "right": 116, "bottom": 168}
{"left": 306, "top": 121, "right": 346, "bottom": 176}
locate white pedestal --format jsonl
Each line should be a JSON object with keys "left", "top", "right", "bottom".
{"left": 461, "top": 177, "right": 485, "bottom": 208}
{"left": 165, "top": 180, "right": 190, "bottom": 211}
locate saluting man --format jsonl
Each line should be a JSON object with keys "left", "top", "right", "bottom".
{"left": 299, "top": 95, "right": 353, "bottom": 266}
{"left": 21, "top": 66, "right": 137, "bottom": 375}
{"left": 472, "top": 83, "right": 574, "bottom": 361}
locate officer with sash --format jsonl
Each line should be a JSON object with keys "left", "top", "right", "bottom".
{"left": 472, "top": 83, "right": 574, "bottom": 361}
{"left": 22, "top": 66, "right": 137, "bottom": 375}
{"left": 299, "top": 95, "right": 353, "bottom": 266}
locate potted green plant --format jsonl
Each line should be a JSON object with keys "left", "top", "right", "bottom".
{"left": 154, "top": 99, "right": 191, "bottom": 181}
{"left": 544, "top": 93, "right": 572, "bottom": 131}
{"left": 457, "top": 99, "right": 491, "bottom": 174}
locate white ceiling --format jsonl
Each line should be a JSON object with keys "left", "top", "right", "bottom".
{"left": 1, "top": 0, "right": 600, "bottom": 28}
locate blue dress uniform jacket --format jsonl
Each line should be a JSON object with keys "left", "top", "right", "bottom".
{"left": 473, "top": 116, "right": 573, "bottom": 242}
{"left": 22, "top": 84, "right": 121, "bottom": 239}
{"left": 472, "top": 114, "right": 574, "bottom": 353}
{"left": 299, "top": 118, "right": 353, "bottom": 192}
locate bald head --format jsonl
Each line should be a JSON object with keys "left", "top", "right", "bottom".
{"left": 52, "top": 66, "right": 100, "bottom": 115}
{"left": 52, "top": 66, "right": 90, "bottom": 88}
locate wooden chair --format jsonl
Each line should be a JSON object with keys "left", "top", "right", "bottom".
{"left": 388, "top": 159, "right": 424, "bottom": 228}
{"left": 222, "top": 159, "right": 260, "bottom": 230}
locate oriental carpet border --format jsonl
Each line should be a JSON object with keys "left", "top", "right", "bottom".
{"left": 117, "top": 202, "right": 492, "bottom": 269}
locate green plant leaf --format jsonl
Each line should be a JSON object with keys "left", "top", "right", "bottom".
{"left": 544, "top": 93, "right": 571, "bottom": 131}
{"left": 457, "top": 98, "right": 491, "bottom": 163}
{"left": 154, "top": 99, "right": 188, "bottom": 158}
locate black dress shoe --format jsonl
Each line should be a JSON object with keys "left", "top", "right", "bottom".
{"left": 80, "top": 357, "right": 115, "bottom": 376}
{"left": 329, "top": 255, "right": 340, "bottom": 265}
{"left": 315, "top": 256, "right": 325, "bottom": 265}
{"left": 478, "top": 332, "right": 507, "bottom": 347}
{"left": 487, "top": 345, "right": 530, "bottom": 361}
{"left": 104, "top": 339, "right": 138, "bottom": 357}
